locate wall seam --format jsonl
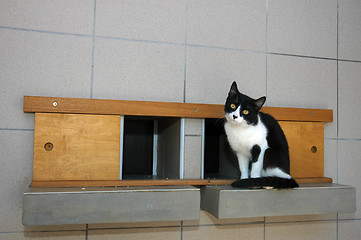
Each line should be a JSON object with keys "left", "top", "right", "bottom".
{"left": 1, "top": 25, "right": 361, "bottom": 64}
{"left": 336, "top": 1, "right": 340, "bottom": 238}
{"left": 183, "top": 0, "right": 189, "bottom": 103}
{"left": 85, "top": 224, "right": 89, "bottom": 240}
{"left": 265, "top": 0, "right": 269, "bottom": 105}
{"left": 180, "top": 221, "right": 184, "bottom": 240}
{"left": 0, "top": 25, "right": 92, "bottom": 38}
{"left": 264, "top": 217, "right": 266, "bottom": 240}
{"left": 0, "top": 128, "right": 34, "bottom": 132}
{"left": 90, "top": 0, "right": 97, "bottom": 99}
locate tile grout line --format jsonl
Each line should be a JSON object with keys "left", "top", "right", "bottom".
{"left": 1, "top": 26, "right": 361, "bottom": 64}
{"left": 336, "top": 0, "right": 340, "bottom": 140}
{"left": 0, "top": 25, "right": 92, "bottom": 38}
{"left": 183, "top": 0, "right": 189, "bottom": 104}
{"left": 86, "top": 224, "right": 89, "bottom": 240}
{"left": 336, "top": 2, "right": 340, "bottom": 239}
{"left": 90, "top": 0, "right": 97, "bottom": 99}
{"left": 264, "top": 217, "right": 266, "bottom": 240}
{"left": 0, "top": 128, "right": 34, "bottom": 132}
{"left": 325, "top": 137, "right": 361, "bottom": 141}
{"left": 180, "top": 221, "right": 184, "bottom": 240}
{"left": 335, "top": 0, "right": 340, "bottom": 184}
{"left": 265, "top": 0, "right": 269, "bottom": 105}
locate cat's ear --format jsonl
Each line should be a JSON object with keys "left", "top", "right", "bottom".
{"left": 254, "top": 96, "right": 266, "bottom": 111}
{"left": 228, "top": 81, "right": 239, "bottom": 97}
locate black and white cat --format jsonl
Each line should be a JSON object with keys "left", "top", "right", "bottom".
{"left": 224, "top": 81, "right": 298, "bottom": 189}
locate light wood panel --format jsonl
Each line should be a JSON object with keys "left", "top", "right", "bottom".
{"left": 24, "top": 96, "right": 333, "bottom": 122}
{"left": 33, "top": 113, "right": 120, "bottom": 181}
{"left": 280, "top": 121, "right": 324, "bottom": 178}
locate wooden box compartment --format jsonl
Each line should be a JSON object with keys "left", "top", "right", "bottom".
{"left": 33, "top": 113, "right": 185, "bottom": 182}
{"left": 203, "top": 119, "right": 326, "bottom": 181}
{"left": 122, "top": 116, "right": 184, "bottom": 180}
{"left": 203, "top": 118, "right": 239, "bottom": 179}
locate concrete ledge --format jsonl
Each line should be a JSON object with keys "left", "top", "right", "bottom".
{"left": 201, "top": 183, "right": 356, "bottom": 219}
{"left": 23, "top": 186, "right": 200, "bottom": 226}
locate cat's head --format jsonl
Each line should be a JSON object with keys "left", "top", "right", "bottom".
{"left": 224, "top": 81, "right": 266, "bottom": 126}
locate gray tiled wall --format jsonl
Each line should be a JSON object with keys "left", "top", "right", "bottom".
{"left": 1, "top": 0, "right": 361, "bottom": 239}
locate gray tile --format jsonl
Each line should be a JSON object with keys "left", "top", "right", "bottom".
{"left": 0, "top": 29, "right": 93, "bottom": 129}
{"left": 0, "top": 131, "right": 33, "bottom": 232}
{"left": 339, "top": 0, "right": 361, "bottom": 61}
{"left": 95, "top": 0, "right": 186, "bottom": 43}
{"left": 324, "top": 140, "right": 338, "bottom": 182}
{"left": 184, "top": 136, "right": 202, "bottom": 179}
{"left": 265, "top": 214, "right": 337, "bottom": 223}
{"left": 267, "top": 54, "right": 337, "bottom": 138}
{"left": 183, "top": 224, "right": 264, "bottom": 240}
{"left": 0, "top": 131, "right": 33, "bottom": 231}
{"left": 338, "top": 220, "right": 361, "bottom": 240}
{"left": 183, "top": 210, "right": 264, "bottom": 227}
{"left": 0, "top": 130, "right": 86, "bottom": 232}
{"left": 88, "top": 227, "right": 181, "bottom": 240}
{"left": 0, "top": 0, "right": 94, "bottom": 35}
{"left": 0, "top": 232, "right": 85, "bottom": 240}
{"left": 185, "top": 118, "right": 203, "bottom": 136}
{"left": 88, "top": 221, "right": 181, "bottom": 229}
{"left": 338, "top": 140, "right": 361, "bottom": 219}
{"left": 93, "top": 38, "right": 185, "bottom": 102}
{"left": 338, "top": 61, "right": 361, "bottom": 139}
{"left": 268, "top": 0, "right": 337, "bottom": 59}
{"left": 186, "top": 46, "right": 266, "bottom": 105}
{"left": 187, "top": 0, "right": 266, "bottom": 51}
{"left": 265, "top": 221, "right": 337, "bottom": 240}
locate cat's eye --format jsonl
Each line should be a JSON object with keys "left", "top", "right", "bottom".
{"left": 230, "top": 104, "right": 236, "bottom": 109}
{"left": 242, "top": 110, "right": 249, "bottom": 115}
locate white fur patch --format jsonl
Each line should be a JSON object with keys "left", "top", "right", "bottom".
{"left": 224, "top": 115, "right": 269, "bottom": 178}
{"left": 224, "top": 116, "right": 268, "bottom": 154}
{"left": 262, "top": 168, "right": 291, "bottom": 179}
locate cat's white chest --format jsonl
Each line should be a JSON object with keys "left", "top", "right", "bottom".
{"left": 224, "top": 120, "right": 268, "bottom": 156}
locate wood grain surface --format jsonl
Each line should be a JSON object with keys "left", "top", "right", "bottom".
{"left": 280, "top": 121, "right": 324, "bottom": 178}
{"left": 24, "top": 96, "right": 333, "bottom": 122}
{"left": 33, "top": 113, "right": 120, "bottom": 181}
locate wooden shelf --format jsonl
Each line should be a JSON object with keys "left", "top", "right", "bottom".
{"left": 30, "top": 177, "right": 332, "bottom": 188}
{"left": 24, "top": 96, "right": 333, "bottom": 122}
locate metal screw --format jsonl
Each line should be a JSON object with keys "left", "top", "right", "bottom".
{"left": 53, "top": 101, "right": 58, "bottom": 107}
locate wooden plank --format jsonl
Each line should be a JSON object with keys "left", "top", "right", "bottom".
{"left": 24, "top": 96, "right": 223, "bottom": 119}
{"left": 295, "top": 177, "right": 333, "bottom": 184}
{"left": 33, "top": 113, "right": 120, "bottom": 181}
{"left": 31, "top": 179, "right": 234, "bottom": 188}
{"left": 280, "top": 121, "right": 324, "bottom": 178}
{"left": 24, "top": 96, "right": 333, "bottom": 122}
{"left": 30, "top": 177, "right": 332, "bottom": 188}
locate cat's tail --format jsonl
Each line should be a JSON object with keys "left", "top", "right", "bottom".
{"left": 231, "top": 177, "right": 299, "bottom": 189}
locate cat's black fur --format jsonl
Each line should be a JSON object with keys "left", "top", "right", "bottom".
{"left": 224, "top": 81, "right": 298, "bottom": 189}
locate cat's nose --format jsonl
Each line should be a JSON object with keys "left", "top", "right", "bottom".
{"left": 233, "top": 115, "right": 238, "bottom": 119}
